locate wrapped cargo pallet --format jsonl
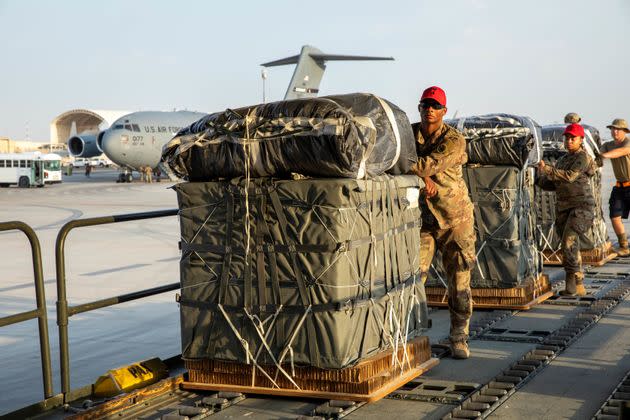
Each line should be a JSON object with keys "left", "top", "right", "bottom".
{"left": 425, "top": 114, "right": 548, "bottom": 308}
{"left": 427, "top": 165, "right": 541, "bottom": 288}
{"left": 174, "top": 175, "right": 432, "bottom": 395}
{"left": 447, "top": 113, "right": 543, "bottom": 168}
{"left": 162, "top": 93, "right": 417, "bottom": 181}
{"left": 536, "top": 124, "right": 613, "bottom": 266}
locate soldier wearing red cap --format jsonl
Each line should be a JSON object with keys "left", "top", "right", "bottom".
{"left": 411, "top": 86, "right": 475, "bottom": 359}
{"left": 537, "top": 123, "right": 597, "bottom": 296}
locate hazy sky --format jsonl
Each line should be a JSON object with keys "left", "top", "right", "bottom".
{"left": 0, "top": 0, "right": 629, "bottom": 141}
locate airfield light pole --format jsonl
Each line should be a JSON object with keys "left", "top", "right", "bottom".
{"left": 261, "top": 68, "right": 268, "bottom": 103}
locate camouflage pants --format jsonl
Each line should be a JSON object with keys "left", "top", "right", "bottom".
{"left": 419, "top": 218, "right": 476, "bottom": 342}
{"left": 556, "top": 208, "right": 594, "bottom": 275}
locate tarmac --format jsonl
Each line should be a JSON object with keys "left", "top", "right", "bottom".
{"left": 0, "top": 163, "right": 629, "bottom": 418}
{"left": 0, "top": 169, "right": 181, "bottom": 413}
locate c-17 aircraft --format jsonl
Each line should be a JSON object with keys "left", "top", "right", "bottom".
{"left": 73, "top": 45, "right": 393, "bottom": 183}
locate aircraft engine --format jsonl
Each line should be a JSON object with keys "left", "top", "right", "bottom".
{"left": 67, "top": 133, "right": 103, "bottom": 157}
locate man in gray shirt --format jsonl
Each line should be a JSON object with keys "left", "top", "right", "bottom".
{"left": 600, "top": 118, "right": 630, "bottom": 255}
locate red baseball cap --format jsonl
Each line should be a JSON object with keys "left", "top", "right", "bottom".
{"left": 563, "top": 123, "right": 585, "bottom": 138}
{"left": 420, "top": 86, "right": 447, "bottom": 107}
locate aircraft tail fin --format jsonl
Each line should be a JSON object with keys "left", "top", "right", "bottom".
{"left": 261, "top": 45, "right": 393, "bottom": 100}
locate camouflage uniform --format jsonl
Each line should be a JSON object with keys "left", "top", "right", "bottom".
{"left": 411, "top": 122, "right": 475, "bottom": 343}
{"left": 537, "top": 148, "right": 596, "bottom": 282}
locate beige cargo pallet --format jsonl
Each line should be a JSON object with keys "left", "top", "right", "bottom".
{"left": 543, "top": 241, "right": 617, "bottom": 267}
{"left": 182, "top": 336, "right": 437, "bottom": 402}
{"left": 425, "top": 274, "right": 552, "bottom": 310}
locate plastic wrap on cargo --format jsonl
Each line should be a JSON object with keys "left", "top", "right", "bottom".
{"left": 446, "top": 114, "right": 542, "bottom": 168}
{"left": 541, "top": 124, "right": 601, "bottom": 159}
{"left": 162, "top": 93, "right": 417, "bottom": 180}
{"left": 427, "top": 165, "right": 541, "bottom": 288}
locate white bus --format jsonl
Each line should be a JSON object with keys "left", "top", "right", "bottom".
{"left": 40, "top": 153, "right": 62, "bottom": 184}
{"left": 0, "top": 152, "right": 61, "bottom": 188}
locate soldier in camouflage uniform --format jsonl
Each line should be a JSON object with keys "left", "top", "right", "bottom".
{"left": 411, "top": 86, "right": 475, "bottom": 359}
{"left": 564, "top": 112, "right": 581, "bottom": 124}
{"left": 537, "top": 123, "right": 597, "bottom": 296}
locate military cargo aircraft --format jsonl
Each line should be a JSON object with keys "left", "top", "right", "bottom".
{"left": 75, "top": 45, "right": 393, "bottom": 183}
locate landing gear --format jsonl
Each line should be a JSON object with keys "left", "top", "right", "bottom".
{"left": 116, "top": 169, "right": 133, "bottom": 183}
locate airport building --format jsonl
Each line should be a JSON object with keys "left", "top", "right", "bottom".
{"left": 50, "top": 109, "right": 132, "bottom": 144}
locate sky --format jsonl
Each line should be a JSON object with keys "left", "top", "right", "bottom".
{"left": 0, "top": 0, "right": 629, "bottom": 141}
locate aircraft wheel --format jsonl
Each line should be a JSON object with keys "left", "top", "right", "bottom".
{"left": 125, "top": 173, "right": 133, "bottom": 183}
{"left": 18, "top": 176, "right": 30, "bottom": 188}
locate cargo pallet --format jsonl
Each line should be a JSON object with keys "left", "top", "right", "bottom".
{"left": 182, "top": 336, "right": 438, "bottom": 403}
{"left": 425, "top": 274, "right": 552, "bottom": 310}
{"left": 542, "top": 241, "right": 617, "bottom": 267}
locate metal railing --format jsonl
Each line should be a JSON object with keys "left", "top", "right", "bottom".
{"left": 55, "top": 208, "right": 179, "bottom": 399}
{"left": 0, "top": 221, "right": 53, "bottom": 399}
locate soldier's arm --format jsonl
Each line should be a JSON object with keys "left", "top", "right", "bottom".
{"left": 601, "top": 147, "right": 630, "bottom": 159}
{"left": 541, "top": 154, "right": 590, "bottom": 183}
{"left": 411, "top": 135, "right": 466, "bottom": 177}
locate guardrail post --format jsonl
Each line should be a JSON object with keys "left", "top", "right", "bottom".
{"left": 55, "top": 209, "right": 178, "bottom": 400}
{"left": 0, "top": 221, "right": 53, "bottom": 399}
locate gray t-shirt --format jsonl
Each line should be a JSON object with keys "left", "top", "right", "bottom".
{"left": 602, "top": 137, "right": 630, "bottom": 182}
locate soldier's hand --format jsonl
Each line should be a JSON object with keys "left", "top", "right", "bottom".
{"left": 595, "top": 154, "right": 604, "bottom": 167}
{"left": 537, "top": 160, "right": 545, "bottom": 171}
{"left": 424, "top": 177, "right": 437, "bottom": 198}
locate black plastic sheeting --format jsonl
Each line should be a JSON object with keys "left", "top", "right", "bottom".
{"left": 162, "top": 93, "right": 417, "bottom": 180}
{"left": 541, "top": 124, "right": 602, "bottom": 158}
{"left": 446, "top": 114, "right": 542, "bottom": 168}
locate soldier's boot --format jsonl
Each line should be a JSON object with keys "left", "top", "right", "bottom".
{"left": 559, "top": 272, "right": 578, "bottom": 296}
{"left": 450, "top": 340, "right": 470, "bottom": 359}
{"left": 448, "top": 271, "right": 472, "bottom": 359}
{"left": 574, "top": 272, "right": 586, "bottom": 296}
{"left": 616, "top": 234, "right": 630, "bottom": 257}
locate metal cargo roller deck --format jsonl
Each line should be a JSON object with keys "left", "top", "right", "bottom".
{"left": 21, "top": 261, "right": 630, "bottom": 420}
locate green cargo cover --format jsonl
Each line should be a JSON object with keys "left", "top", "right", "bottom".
{"left": 427, "top": 165, "right": 541, "bottom": 288}
{"left": 175, "top": 175, "right": 429, "bottom": 369}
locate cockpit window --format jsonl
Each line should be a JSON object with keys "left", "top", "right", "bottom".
{"left": 124, "top": 124, "right": 133, "bottom": 130}
{"left": 132, "top": 124, "right": 140, "bottom": 132}
{"left": 113, "top": 124, "right": 123, "bottom": 129}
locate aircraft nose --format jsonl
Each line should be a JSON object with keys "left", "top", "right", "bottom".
{"left": 100, "top": 131, "right": 126, "bottom": 166}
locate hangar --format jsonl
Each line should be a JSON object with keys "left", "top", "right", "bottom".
{"left": 49, "top": 109, "right": 133, "bottom": 144}
{"left": 49, "top": 109, "right": 133, "bottom": 157}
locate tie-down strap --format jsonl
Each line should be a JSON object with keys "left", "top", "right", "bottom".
{"left": 180, "top": 219, "right": 421, "bottom": 256}
{"left": 178, "top": 271, "right": 422, "bottom": 314}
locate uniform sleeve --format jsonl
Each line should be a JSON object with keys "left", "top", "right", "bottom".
{"left": 541, "top": 153, "right": 590, "bottom": 183}
{"left": 411, "top": 134, "right": 467, "bottom": 177}
{"left": 536, "top": 173, "right": 556, "bottom": 191}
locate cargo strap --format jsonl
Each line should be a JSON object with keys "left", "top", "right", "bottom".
{"left": 218, "top": 189, "right": 235, "bottom": 304}
{"left": 180, "top": 220, "right": 420, "bottom": 256}
{"left": 179, "top": 272, "right": 422, "bottom": 315}
{"left": 266, "top": 185, "right": 320, "bottom": 365}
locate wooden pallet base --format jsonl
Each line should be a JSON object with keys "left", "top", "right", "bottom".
{"left": 182, "top": 357, "right": 439, "bottom": 403}
{"left": 543, "top": 241, "right": 617, "bottom": 267}
{"left": 426, "top": 274, "right": 552, "bottom": 310}
{"left": 182, "top": 336, "right": 435, "bottom": 401}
